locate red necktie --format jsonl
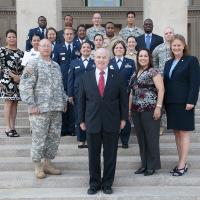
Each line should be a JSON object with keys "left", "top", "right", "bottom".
{"left": 98, "top": 71, "right": 105, "bottom": 97}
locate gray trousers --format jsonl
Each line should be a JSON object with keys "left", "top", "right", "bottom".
{"left": 132, "top": 111, "right": 161, "bottom": 170}
{"left": 29, "top": 111, "right": 62, "bottom": 162}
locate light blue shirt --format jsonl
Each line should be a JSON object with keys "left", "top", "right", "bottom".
{"left": 169, "top": 59, "right": 179, "bottom": 78}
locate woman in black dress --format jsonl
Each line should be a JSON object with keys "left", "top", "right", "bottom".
{"left": 0, "top": 29, "right": 24, "bottom": 137}
{"left": 164, "top": 34, "right": 200, "bottom": 176}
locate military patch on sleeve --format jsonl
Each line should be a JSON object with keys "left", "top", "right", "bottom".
{"left": 23, "top": 72, "right": 29, "bottom": 79}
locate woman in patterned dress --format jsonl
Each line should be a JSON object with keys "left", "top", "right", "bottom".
{"left": 0, "top": 29, "right": 24, "bottom": 137}
{"left": 129, "top": 48, "right": 164, "bottom": 176}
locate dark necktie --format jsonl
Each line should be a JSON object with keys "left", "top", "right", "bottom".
{"left": 146, "top": 34, "right": 151, "bottom": 49}
{"left": 98, "top": 71, "right": 105, "bottom": 97}
{"left": 41, "top": 29, "right": 45, "bottom": 38}
{"left": 68, "top": 44, "right": 72, "bottom": 55}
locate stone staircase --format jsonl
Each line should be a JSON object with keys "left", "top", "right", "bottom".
{"left": 0, "top": 99, "right": 200, "bottom": 199}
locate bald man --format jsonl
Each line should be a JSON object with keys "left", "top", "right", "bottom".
{"left": 78, "top": 48, "right": 128, "bottom": 195}
{"left": 20, "top": 39, "right": 67, "bottom": 179}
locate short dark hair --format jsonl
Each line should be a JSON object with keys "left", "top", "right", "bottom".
{"left": 38, "top": 16, "right": 46, "bottom": 21}
{"left": 94, "top": 34, "right": 103, "bottom": 41}
{"left": 6, "top": 29, "right": 17, "bottom": 37}
{"left": 126, "top": 35, "right": 136, "bottom": 43}
{"left": 80, "top": 41, "right": 92, "bottom": 50}
{"left": 31, "top": 33, "right": 41, "bottom": 41}
{"left": 105, "top": 21, "right": 115, "bottom": 27}
{"left": 136, "top": 48, "right": 153, "bottom": 72}
{"left": 77, "top": 24, "right": 86, "bottom": 31}
{"left": 112, "top": 40, "right": 127, "bottom": 56}
{"left": 126, "top": 11, "right": 136, "bottom": 18}
{"left": 64, "top": 15, "right": 73, "bottom": 20}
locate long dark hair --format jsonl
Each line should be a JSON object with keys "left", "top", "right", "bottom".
{"left": 136, "top": 48, "right": 153, "bottom": 73}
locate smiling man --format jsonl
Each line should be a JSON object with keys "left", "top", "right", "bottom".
{"left": 78, "top": 48, "right": 128, "bottom": 195}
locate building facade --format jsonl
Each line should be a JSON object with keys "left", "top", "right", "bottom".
{"left": 0, "top": 0, "right": 199, "bottom": 59}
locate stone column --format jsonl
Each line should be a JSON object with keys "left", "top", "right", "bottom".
{"left": 143, "top": 0, "right": 188, "bottom": 38}
{"left": 16, "top": 0, "right": 62, "bottom": 50}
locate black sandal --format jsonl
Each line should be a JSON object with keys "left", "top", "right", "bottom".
{"left": 172, "top": 163, "right": 188, "bottom": 176}
{"left": 11, "top": 129, "right": 20, "bottom": 137}
{"left": 5, "top": 130, "right": 17, "bottom": 137}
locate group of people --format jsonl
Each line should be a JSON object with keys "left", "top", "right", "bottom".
{"left": 0, "top": 11, "right": 200, "bottom": 195}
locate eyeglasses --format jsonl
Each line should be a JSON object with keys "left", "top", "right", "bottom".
{"left": 39, "top": 45, "right": 51, "bottom": 48}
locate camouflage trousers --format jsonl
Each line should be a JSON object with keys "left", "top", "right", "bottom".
{"left": 29, "top": 111, "right": 62, "bottom": 162}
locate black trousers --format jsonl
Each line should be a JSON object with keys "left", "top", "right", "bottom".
{"left": 61, "top": 102, "right": 75, "bottom": 135}
{"left": 87, "top": 129, "right": 118, "bottom": 188}
{"left": 132, "top": 111, "right": 161, "bottom": 170}
{"left": 119, "top": 120, "right": 131, "bottom": 145}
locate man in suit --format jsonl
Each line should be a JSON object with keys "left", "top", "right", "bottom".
{"left": 26, "top": 16, "right": 47, "bottom": 51}
{"left": 78, "top": 48, "right": 128, "bottom": 195}
{"left": 57, "top": 15, "right": 76, "bottom": 44}
{"left": 53, "top": 27, "right": 80, "bottom": 136}
{"left": 136, "top": 18, "right": 164, "bottom": 53}
{"left": 73, "top": 24, "right": 95, "bottom": 51}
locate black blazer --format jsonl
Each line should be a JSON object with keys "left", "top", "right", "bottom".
{"left": 136, "top": 33, "right": 164, "bottom": 53}
{"left": 78, "top": 68, "right": 128, "bottom": 133}
{"left": 164, "top": 56, "right": 200, "bottom": 105}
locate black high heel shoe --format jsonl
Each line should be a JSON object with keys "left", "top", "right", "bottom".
{"left": 170, "top": 166, "right": 177, "bottom": 173}
{"left": 172, "top": 163, "right": 188, "bottom": 176}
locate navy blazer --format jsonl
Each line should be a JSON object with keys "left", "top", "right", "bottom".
{"left": 68, "top": 58, "right": 95, "bottom": 98}
{"left": 25, "top": 27, "right": 46, "bottom": 51}
{"left": 136, "top": 33, "right": 164, "bottom": 53}
{"left": 164, "top": 55, "right": 200, "bottom": 105}
{"left": 78, "top": 68, "right": 128, "bottom": 133}
{"left": 108, "top": 57, "right": 136, "bottom": 88}
{"left": 73, "top": 37, "right": 95, "bottom": 51}
{"left": 52, "top": 42, "right": 80, "bottom": 92}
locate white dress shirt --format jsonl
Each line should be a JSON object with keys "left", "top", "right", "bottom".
{"left": 21, "top": 48, "right": 40, "bottom": 66}
{"left": 95, "top": 67, "right": 108, "bottom": 85}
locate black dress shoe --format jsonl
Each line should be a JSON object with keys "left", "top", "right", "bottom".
{"left": 144, "top": 169, "right": 155, "bottom": 176}
{"left": 134, "top": 167, "right": 146, "bottom": 174}
{"left": 87, "top": 187, "right": 100, "bottom": 195}
{"left": 102, "top": 186, "right": 113, "bottom": 194}
{"left": 122, "top": 144, "right": 129, "bottom": 149}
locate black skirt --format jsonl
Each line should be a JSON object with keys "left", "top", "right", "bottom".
{"left": 165, "top": 103, "right": 195, "bottom": 131}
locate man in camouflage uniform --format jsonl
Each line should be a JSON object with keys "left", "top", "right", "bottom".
{"left": 119, "top": 11, "right": 144, "bottom": 42}
{"left": 103, "top": 22, "right": 123, "bottom": 57}
{"left": 152, "top": 27, "right": 174, "bottom": 135}
{"left": 86, "top": 13, "right": 106, "bottom": 42}
{"left": 19, "top": 39, "right": 67, "bottom": 179}
{"left": 152, "top": 27, "right": 175, "bottom": 75}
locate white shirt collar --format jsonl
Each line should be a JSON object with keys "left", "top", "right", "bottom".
{"left": 145, "top": 33, "right": 152, "bottom": 37}
{"left": 95, "top": 67, "right": 108, "bottom": 84}
{"left": 115, "top": 56, "right": 124, "bottom": 63}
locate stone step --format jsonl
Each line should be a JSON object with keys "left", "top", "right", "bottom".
{"left": 0, "top": 143, "right": 200, "bottom": 157}
{"left": 0, "top": 155, "right": 199, "bottom": 171}
{"left": 0, "top": 118, "right": 30, "bottom": 126}
{"left": 1, "top": 134, "right": 200, "bottom": 145}
{"left": 0, "top": 169, "right": 200, "bottom": 189}
{"left": 0, "top": 126, "right": 31, "bottom": 135}
{"left": 0, "top": 186, "right": 199, "bottom": 199}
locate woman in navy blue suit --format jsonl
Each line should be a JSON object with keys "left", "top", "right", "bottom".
{"left": 164, "top": 34, "right": 200, "bottom": 176}
{"left": 68, "top": 41, "right": 95, "bottom": 148}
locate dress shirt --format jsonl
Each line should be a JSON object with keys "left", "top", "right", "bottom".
{"left": 65, "top": 42, "right": 73, "bottom": 51}
{"left": 95, "top": 67, "right": 108, "bottom": 85}
{"left": 169, "top": 59, "right": 179, "bottom": 78}
{"left": 21, "top": 48, "right": 40, "bottom": 66}
{"left": 115, "top": 56, "right": 124, "bottom": 69}
{"left": 82, "top": 56, "right": 89, "bottom": 68}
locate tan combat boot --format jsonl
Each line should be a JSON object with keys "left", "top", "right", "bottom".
{"left": 43, "top": 158, "right": 62, "bottom": 175}
{"left": 34, "top": 161, "right": 46, "bottom": 179}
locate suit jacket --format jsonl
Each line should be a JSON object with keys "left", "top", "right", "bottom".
{"left": 68, "top": 57, "right": 95, "bottom": 98}
{"left": 73, "top": 37, "right": 95, "bottom": 51}
{"left": 78, "top": 68, "right": 128, "bottom": 133}
{"left": 108, "top": 57, "right": 136, "bottom": 88}
{"left": 52, "top": 42, "right": 80, "bottom": 92}
{"left": 26, "top": 27, "right": 47, "bottom": 51}
{"left": 164, "top": 55, "right": 200, "bottom": 105}
{"left": 136, "top": 33, "right": 164, "bottom": 53}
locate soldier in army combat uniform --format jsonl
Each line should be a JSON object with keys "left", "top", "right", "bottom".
{"left": 19, "top": 39, "right": 67, "bottom": 179}
{"left": 152, "top": 27, "right": 175, "bottom": 75}
{"left": 119, "top": 11, "right": 144, "bottom": 42}
{"left": 86, "top": 13, "right": 106, "bottom": 42}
